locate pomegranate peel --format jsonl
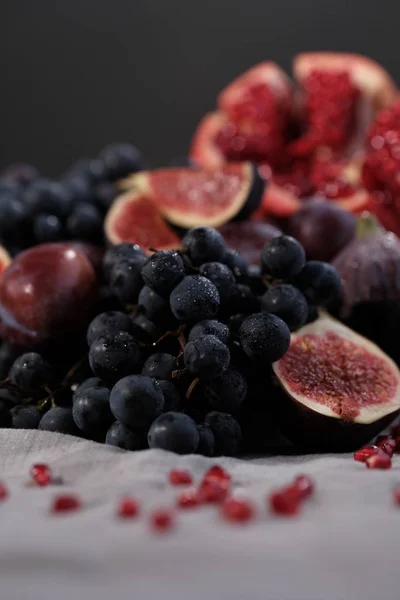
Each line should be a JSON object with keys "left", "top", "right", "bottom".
{"left": 189, "top": 111, "right": 228, "bottom": 169}
{"left": 272, "top": 313, "right": 400, "bottom": 451}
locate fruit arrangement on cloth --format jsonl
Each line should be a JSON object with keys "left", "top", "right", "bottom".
{"left": 0, "top": 51, "right": 400, "bottom": 458}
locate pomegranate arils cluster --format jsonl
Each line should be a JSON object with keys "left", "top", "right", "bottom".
{"left": 366, "top": 453, "right": 392, "bottom": 470}
{"left": 269, "top": 474, "right": 315, "bottom": 517}
{"left": 376, "top": 436, "right": 397, "bottom": 457}
{"left": 177, "top": 489, "right": 199, "bottom": 509}
{"left": 354, "top": 445, "right": 380, "bottom": 462}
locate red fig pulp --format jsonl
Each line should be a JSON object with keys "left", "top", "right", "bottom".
{"left": 272, "top": 314, "right": 400, "bottom": 450}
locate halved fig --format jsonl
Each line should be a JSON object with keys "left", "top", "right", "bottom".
{"left": 105, "top": 189, "right": 180, "bottom": 252}
{"left": 272, "top": 313, "right": 400, "bottom": 450}
{"left": 120, "top": 163, "right": 264, "bottom": 228}
{"left": 291, "top": 52, "right": 398, "bottom": 157}
{"left": 219, "top": 220, "right": 281, "bottom": 265}
{"left": 0, "top": 246, "right": 11, "bottom": 277}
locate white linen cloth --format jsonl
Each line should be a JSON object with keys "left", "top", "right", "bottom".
{"left": 0, "top": 429, "right": 399, "bottom": 600}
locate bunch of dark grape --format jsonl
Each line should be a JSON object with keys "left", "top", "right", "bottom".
{"left": 0, "top": 143, "right": 144, "bottom": 254}
{"left": 0, "top": 227, "right": 342, "bottom": 456}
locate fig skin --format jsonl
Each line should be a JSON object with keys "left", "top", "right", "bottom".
{"left": 333, "top": 215, "right": 400, "bottom": 363}
{"left": 272, "top": 314, "right": 400, "bottom": 451}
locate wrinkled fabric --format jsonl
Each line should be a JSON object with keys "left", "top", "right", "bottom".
{"left": 0, "top": 429, "right": 398, "bottom": 600}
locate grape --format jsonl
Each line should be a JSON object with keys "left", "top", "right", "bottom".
{"left": 141, "top": 250, "right": 185, "bottom": 297}
{"left": 188, "top": 320, "right": 230, "bottom": 346}
{"left": 10, "top": 405, "right": 41, "bottom": 429}
{"left": 184, "top": 335, "right": 230, "bottom": 379}
{"left": 196, "top": 424, "right": 215, "bottom": 456}
{"left": 110, "top": 375, "right": 164, "bottom": 428}
{"left": 239, "top": 313, "right": 290, "bottom": 363}
{"left": 24, "top": 179, "right": 72, "bottom": 218}
{"left": 106, "top": 421, "right": 145, "bottom": 450}
{"left": 0, "top": 243, "right": 97, "bottom": 348}
{"left": 181, "top": 227, "right": 226, "bottom": 266}
{"left": 86, "top": 311, "right": 133, "bottom": 346}
{"left": 229, "top": 284, "right": 260, "bottom": 314}
{"left": 199, "top": 262, "right": 236, "bottom": 303}
{"left": 156, "top": 380, "right": 181, "bottom": 412}
{"left": 137, "top": 286, "right": 177, "bottom": 326}
{"left": 0, "top": 389, "right": 21, "bottom": 427}
{"left": 62, "top": 157, "right": 105, "bottom": 186}
{"left": 148, "top": 412, "right": 199, "bottom": 454}
{"left": 0, "top": 344, "right": 21, "bottom": 379}
{"left": 64, "top": 175, "right": 93, "bottom": 205}
{"left": 9, "top": 353, "right": 54, "bottom": 393}
{"left": 33, "top": 214, "right": 64, "bottom": 243}
{"left": 247, "top": 265, "right": 267, "bottom": 295}
{"left": 131, "top": 314, "right": 162, "bottom": 343}
{"left": 109, "top": 255, "right": 146, "bottom": 304}
{"left": 288, "top": 201, "right": 356, "bottom": 262}
{"left": 66, "top": 203, "right": 103, "bottom": 242}
{"left": 93, "top": 182, "right": 116, "bottom": 210}
{"left": 295, "top": 261, "right": 343, "bottom": 306}
{"left": 261, "top": 235, "right": 306, "bottom": 280}
{"left": 222, "top": 248, "right": 248, "bottom": 282}
{"left": 261, "top": 284, "right": 308, "bottom": 331}
{"left": 103, "top": 243, "right": 145, "bottom": 279}
{"left": 170, "top": 275, "right": 220, "bottom": 322}
{"left": 72, "top": 387, "right": 113, "bottom": 438}
{"left": 99, "top": 143, "right": 144, "bottom": 180}
{"left": 205, "top": 368, "right": 247, "bottom": 412}
{"left": 1, "top": 162, "right": 39, "bottom": 186}
{"left": 89, "top": 332, "right": 141, "bottom": 384}
{"left": 0, "top": 194, "right": 29, "bottom": 237}
{"left": 39, "top": 407, "right": 78, "bottom": 435}
{"left": 204, "top": 411, "right": 242, "bottom": 456}
{"left": 141, "top": 353, "right": 176, "bottom": 380}
{"left": 73, "top": 377, "right": 105, "bottom": 402}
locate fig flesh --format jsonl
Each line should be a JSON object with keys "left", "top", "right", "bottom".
{"left": 272, "top": 313, "right": 400, "bottom": 450}
{"left": 104, "top": 189, "right": 180, "bottom": 252}
{"left": 119, "top": 163, "right": 264, "bottom": 229}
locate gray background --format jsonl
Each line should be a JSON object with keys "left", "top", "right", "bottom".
{"left": 1, "top": 0, "right": 400, "bottom": 175}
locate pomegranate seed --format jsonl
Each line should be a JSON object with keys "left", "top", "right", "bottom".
{"left": 197, "top": 481, "right": 229, "bottom": 504}
{"left": 393, "top": 485, "right": 400, "bottom": 506}
{"left": 221, "top": 498, "right": 255, "bottom": 523}
{"left": 168, "top": 469, "right": 193, "bottom": 486}
{"left": 293, "top": 475, "right": 314, "bottom": 500}
{"left": 378, "top": 439, "right": 396, "bottom": 457}
{"left": 269, "top": 491, "right": 300, "bottom": 516}
{"left": 52, "top": 494, "right": 81, "bottom": 513}
{"left": 31, "top": 463, "right": 52, "bottom": 486}
{"left": 203, "top": 465, "right": 231, "bottom": 485}
{"left": 354, "top": 445, "right": 380, "bottom": 462}
{"left": 150, "top": 509, "right": 174, "bottom": 532}
{"left": 117, "top": 497, "right": 140, "bottom": 519}
{"left": 366, "top": 452, "right": 392, "bottom": 469}
{"left": 177, "top": 489, "right": 199, "bottom": 509}
{"left": 0, "top": 482, "right": 8, "bottom": 500}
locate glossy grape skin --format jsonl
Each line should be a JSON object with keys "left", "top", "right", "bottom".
{"left": 188, "top": 320, "right": 230, "bottom": 346}
{"left": 205, "top": 411, "right": 242, "bottom": 456}
{"left": 288, "top": 201, "right": 356, "bottom": 262}
{"left": 38, "top": 407, "right": 79, "bottom": 435}
{"left": 196, "top": 424, "right": 215, "bottom": 456}
{"left": 110, "top": 375, "right": 164, "bottom": 429}
{"left": 105, "top": 421, "right": 145, "bottom": 450}
{"left": 181, "top": 227, "right": 226, "bottom": 266}
{"left": 10, "top": 405, "right": 42, "bottom": 429}
{"left": 148, "top": 411, "right": 199, "bottom": 454}
{"left": 141, "top": 353, "right": 176, "bottom": 380}
{"left": 0, "top": 244, "right": 97, "bottom": 348}
{"left": 72, "top": 387, "right": 113, "bottom": 438}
